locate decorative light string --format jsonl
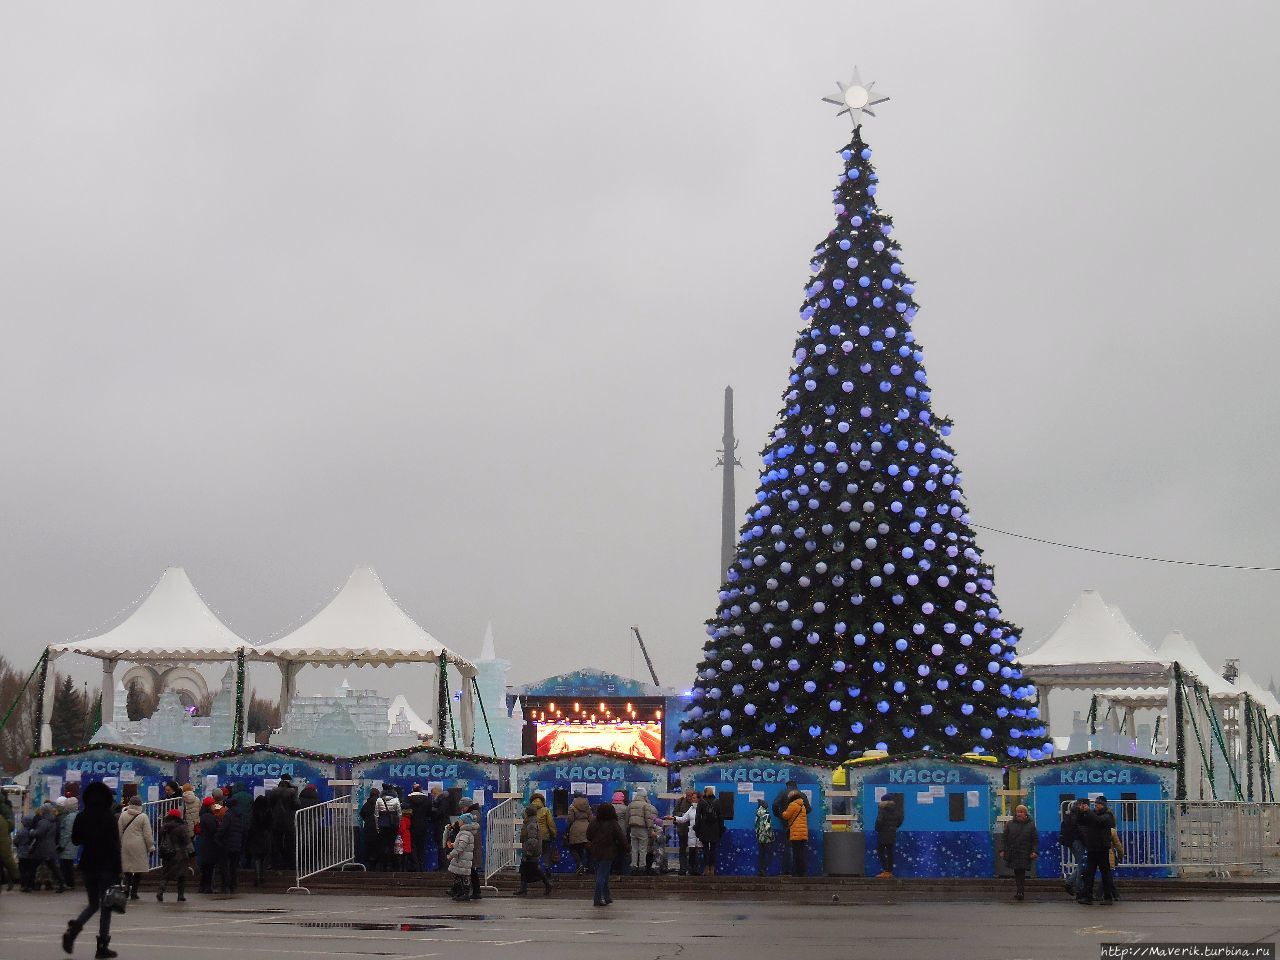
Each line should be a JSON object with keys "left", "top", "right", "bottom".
{"left": 973, "top": 525, "right": 1280, "bottom": 573}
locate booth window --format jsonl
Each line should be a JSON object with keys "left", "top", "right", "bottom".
{"left": 948, "top": 792, "right": 966, "bottom": 823}
{"left": 1120, "top": 791, "right": 1137, "bottom": 823}
{"left": 446, "top": 786, "right": 464, "bottom": 817}
{"left": 716, "top": 792, "right": 735, "bottom": 822}
{"left": 552, "top": 787, "right": 569, "bottom": 817}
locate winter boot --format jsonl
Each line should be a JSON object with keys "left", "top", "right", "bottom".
{"left": 513, "top": 883, "right": 527, "bottom": 896}
{"left": 94, "top": 936, "right": 118, "bottom": 959}
{"left": 177, "top": 876, "right": 187, "bottom": 902}
{"left": 543, "top": 876, "right": 552, "bottom": 895}
{"left": 128, "top": 875, "right": 140, "bottom": 900}
{"left": 61, "top": 920, "right": 82, "bottom": 955}
{"left": 157, "top": 886, "right": 164, "bottom": 901}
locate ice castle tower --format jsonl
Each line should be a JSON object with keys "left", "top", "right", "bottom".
{"left": 472, "top": 622, "right": 511, "bottom": 757}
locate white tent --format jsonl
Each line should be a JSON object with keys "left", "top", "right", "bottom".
{"left": 43, "top": 568, "right": 249, "bottom": 751}
{"left": 1019, "top": 590, "right": 1169, "bottom": 735}
{"left": 252, "top": 566, "right": 478, "bottom": 748}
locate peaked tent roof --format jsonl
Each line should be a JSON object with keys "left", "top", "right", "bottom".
{"left": 1020, "top": 590, "right": 1163, "bottom": 668}
{"left": 388, "top": 694, "right": 432, "bottom": 736}
{"left": 50, "top": 567, "right": 248, "bottom": 661}
{"left": 252, "top": 566, "right": 476, "bottom": 675}
{"left": 1155, "top": 631, "right": 1240, "bottom": 698}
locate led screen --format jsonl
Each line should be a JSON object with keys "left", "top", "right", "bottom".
{"left": 535, "top": 721, "right": 662, "bottom": 760}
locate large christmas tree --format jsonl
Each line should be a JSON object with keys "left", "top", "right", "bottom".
{"left": 677, "top": 74, "right": 1048, "bottom": 764}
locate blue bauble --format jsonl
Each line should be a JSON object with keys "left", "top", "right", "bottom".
{"left": 764, "top": 721, "right": 777, "bottom": 733}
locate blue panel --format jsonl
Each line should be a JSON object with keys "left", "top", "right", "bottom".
{"left": 190, "top": 752, "right": 337, "bottom": 801}
{"left": 29, "top": 750, "right": 177, "bottom": 808}
{"left": 866, "top": 830, "right": 992, "bottom": 878}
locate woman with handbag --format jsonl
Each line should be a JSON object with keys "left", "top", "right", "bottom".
{"left": 62, "top": 780, "right": 122, "bottom": 959}
{"left": 117, "top": 796, "right": 154, "bottom": 901}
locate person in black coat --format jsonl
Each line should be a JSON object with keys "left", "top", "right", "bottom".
{"left": 693, "top": 788, "right": 725, "bottom": 876}
{"left": 269, "top": 775, "right": 300, "bottom": 869}
{"left": 406, "top": 784, "right": 432, "bottom": 872}
{"left": 247, "top": 795, "right": 273, "bottom": 887}
{"left": 197, "top": 798, "right": 223, "bottom": 894}
{"left": 586, "top": 803, "right": 628, "bottom": 907}
{"left": 874, "top": 797, "right": 905, "bottom": 877}
{"left": 359, "top": 788, "right": 382, "bottom": 869}
{"left": 62, "top": 781, "right": 122, "bottom": 959}
{"left": 427, "top": 786, "right": 450, "bottom": 872}
{"left": 1000, "top": 804, "right": 1038, "bottom": 900}
{"left": 1059, "top": 797, "right": 1090, "bottom": 897}
{"left": 217, "top": 794, "right": 249, "bottom": 894}
{"left": 1075, "top": 796, "right": 1118, "bottom": 905}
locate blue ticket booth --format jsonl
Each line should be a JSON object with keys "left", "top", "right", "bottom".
{"left": 351, "top": 748, "right": 500, "bottom": 816}
{"left": 511, "top": 751, "right": 669, "bottom": 872}
{"left": 188, "top": 745, "right": 339, "bottom": 802}
{"left": 351, "top": 748, "right": 501, "bottom": 871}
{"left": 673, "top": 751, "right": 834, "bottom": 876}
{"left": 1017, "top": 751, "right": 1176, "bottom": 879}
{"left": 841, "top": 752, "right": 1004, "bottom": 878}
{"left": 26, "top": 746, "right": 183, "bottom": 811}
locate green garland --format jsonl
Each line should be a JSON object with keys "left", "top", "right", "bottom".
{"left": 349, "top": 743, "right": 502, "bottom": 765}
{"left": 1149, "top": 715, "right": 1162, "bottom": 757}
{"left": 1086, "top": 695, "right": 1098, "bottom": 736}
{"left": 1173, "top": 662, "right": 1187, "bottom": 800}
{"left": 231, "top": 647, "right": 246, "bottom": 750}
{"left": 32, "top": 742, "right": 185, "bottom": 762}
{"left": 1194, "top": 683, "right": 1241, "bottom": 800}
{"left": 186, "top": 743, "right": 340, "bottom": 763}
{"left": 1013, "top": 748, "right": 1175, "bottom": 771}
{"left": 1245, "top": 694, "right": 1255, "bottom": 802}
{"left": 0, "top": 648, "right": 46, "bottom": 757}
{"left": 31, "top": 647, "right": 51, "bottom": 756}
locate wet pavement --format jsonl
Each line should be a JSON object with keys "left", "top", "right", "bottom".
{"left": 2, "top": 889, "right": 1279, "bottom": 959}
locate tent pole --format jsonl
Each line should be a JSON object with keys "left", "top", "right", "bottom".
{"left": 99, "top": 659, "right": 117, "bottom": 731}
{"left": 37, "top": 647, "right": 58, "bottom": 753}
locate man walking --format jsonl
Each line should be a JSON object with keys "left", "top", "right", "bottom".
{"left": 1060, "top": 797, "right": 1089, "bottom": 897}
{"left": 1076, "top": 796, "right": 1118, "bottom": 905}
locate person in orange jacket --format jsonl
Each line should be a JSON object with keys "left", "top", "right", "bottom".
{"left": 781, "top": 789, "right": 810, "bottom": 877}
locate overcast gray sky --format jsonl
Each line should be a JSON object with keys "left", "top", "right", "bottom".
{"left": 2, "top": 1, "right": 1278, "bottom": 720}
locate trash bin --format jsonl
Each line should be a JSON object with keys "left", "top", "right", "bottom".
{"left": 993, "top": 829, "right": 1013, "bottom": 877}
{"left": 824, "top": 830, "right": 865, "bottom": 876}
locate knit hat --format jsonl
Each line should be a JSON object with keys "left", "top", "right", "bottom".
{"left": 181, "top": 783, "right": 194, "bottom": 792}
{"left": 166, "top": 808, "right": 183, "bottom": 819}
{"left": 612, "top": 790, "right": 626, "bottom": 803}
{"left": 127, "top": 795, "right": 142, "bottom": 806}
{"left": 54, "top": 796, "right": 71, "bottom": 809}
{"left": 202, "top": 796, "right": 216, "bottom": 808}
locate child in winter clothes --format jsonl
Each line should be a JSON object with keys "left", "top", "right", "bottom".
{"left": 514, "top": 810, "right": 552, "bottom": 895}
{"left": 397, "top": 807, "right": 414, "bottom": 871}
{"left": 754, "top": 799, "right": 774, "bottom": 876}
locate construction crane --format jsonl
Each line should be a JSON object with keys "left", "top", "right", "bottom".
{"left": 630, "top": 626, "right": 661, "bottom": 687}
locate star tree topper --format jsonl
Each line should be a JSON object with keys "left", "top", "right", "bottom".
{"left": 822, "top": 67, "right": 889, "bottom": 127}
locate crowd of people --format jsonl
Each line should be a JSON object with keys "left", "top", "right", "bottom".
{"left": 0, "top": 772, "right": 1134, "bottom": 937}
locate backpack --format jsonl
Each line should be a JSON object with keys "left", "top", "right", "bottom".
{"left": 377, "top": 798, "right": 397, "bottom": 830}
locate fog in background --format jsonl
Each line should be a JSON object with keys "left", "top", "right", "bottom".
{"left": 2, "top": 2, "right": 1277, "bottom": 731}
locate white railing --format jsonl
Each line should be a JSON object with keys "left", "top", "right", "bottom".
{"left": 141, "top": 797, "right": 184, "bottom": 872}
{"left": 1058, "top": 800, "right": 1280, "bottom": 877}
{"left": 483, "top": 797, "right": 523, "bottom": 888}
{"left": 289, "top": 795, "right": 363, "bottom": 894}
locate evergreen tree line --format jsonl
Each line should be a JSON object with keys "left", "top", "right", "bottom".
{"left": 0, "top": 655, "right": 282, "bottom": 772}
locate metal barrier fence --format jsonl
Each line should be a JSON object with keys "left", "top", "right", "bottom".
{"left": 289, "top": 796, "right": 363, "bottom": 894}
{"left": 1059, "top": 800, "right": 1280, "bottom": 877}
{"left": 484, "top": 797, "right": 523, "bottom": 887}
{"left": 141, "top": 797, "right": 184, "bottom": 872}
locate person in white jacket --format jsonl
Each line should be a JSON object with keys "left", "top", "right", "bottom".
{"left": 626, "top": 789, "right": 659, "bottom": 874}
{"left": 118, "top": 796, "right": 154, "bottom": 901}
{"left": 673, "top": 802, "right": 703, "bottom": 875}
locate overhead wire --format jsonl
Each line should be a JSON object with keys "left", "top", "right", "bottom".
{"left": 971, "top": 523, "right": 1280, "bottom": 573}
